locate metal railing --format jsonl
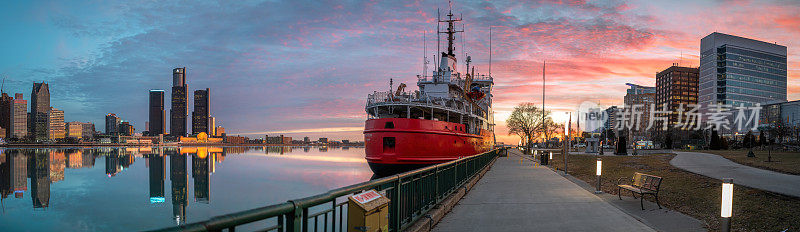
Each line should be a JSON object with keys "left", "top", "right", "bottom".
{"left": 151, "top": 148, "right": 502, "bottom": 232}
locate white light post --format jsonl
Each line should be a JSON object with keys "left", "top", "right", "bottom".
{"left": 721, "top": 178, "right": 733, "bottom": 232}
{"left": 595, "top": 158, "right": 602, "bottom": 194}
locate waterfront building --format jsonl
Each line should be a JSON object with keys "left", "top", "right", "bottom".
{"left": 699, "top": 32, "right": 787, "bottom": 108}
{"left": 209, "top": 116, "right": 216, "bottom": 136}
{"left": 655, "top": 64, "right": 699, "bottom": 134}
{"left": 318, "top": 137, "right": 328, "bottom": 143}
{"left": 215, "top": 126, "right": 225, "bottom": 136}
{"left": 149, "top": 90, "right": 166, "bottom": 135}
{"left": 66, "top": 122, "right": 83, "bottom": 139}
{"left": 192, "top": 88, "right": 210, "bottom": 135}
{"left": 119, "top": 121, "right": 135, "bottom": 136}
{"left": 80, "top": 122, "right": 95, "bottom": 139}
{"left": 171, "top": 67, "right": 188, "bottom": 137}
{"left": 623, "top": 83, "right": 655, "bottom": 142}
{"left": 304, "top": 136, "right": 310, "bottom": 143}
{"left": 265, "top": 135, "right": 282, "bottom": 144}
{"left": 0, "top": 93, "right": 12, "bottom": 138}
{"left": 105, "top": 113, "right": 121, "bottom": 135}
{"left": 10, "top": 94, "right": 27, "bottom": 139}
{"left": 47, "top": 107, "right": 65, "bottom": 140}
{"left": 30, "top": 82, "right": 50, "bottom": 141}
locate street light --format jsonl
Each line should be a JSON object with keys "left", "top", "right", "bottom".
{"left": 595, "top": 158, "right": 602, "bottom": 194}
{"left": 721, "top": 178, "right": 733, "bottom": 232}
{"left": 549, "top": 151, "right": 553, "bottom": 160}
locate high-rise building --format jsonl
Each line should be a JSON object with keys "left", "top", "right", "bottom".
{"left": 30, "top": 82, "right": 50, "bottom": 141}
{"left": 105, "top": 113, "right": 121, "bottom": 135}
{"left": 119, "top": 121, "right": 134, "bottom": 136}
{"left": 655, "top": 65, "right": 699, "bottom": 131}
{"left": 171, "top": 68, "right": 188, "bottom": 137}
{"left": 0, "top": 93, "right": 12, "bottom": 138}
{"left": 603, "top": 106, "right": 618, "bottom": 131}
{"left": 699, "top": 32, "right": 787, "bottom": 107}
{"left": 304, "top": 136, "right": 310, "bottom": 143}
{"left": 10, "top": 93, "right": 27, "bottom": 139}
{"left": 66, "top": 122, "right": 83, "bottom": 139}
{"left": 208, "top": 117, "right": 216, "bottom": 136}
{"left": 149, "top": 90, "right": 166, "bottom": 135}
{"left": 47, "top": 107, "right": 65, "bottom": 140}
{"left": 215, "top": 126, "right": 225, "bottom": 136}
{"left": 192, "top": 88, "right": 210, "bottom": 135}
{"left": 623, "top": 83, "right": 655, "bottom": 142}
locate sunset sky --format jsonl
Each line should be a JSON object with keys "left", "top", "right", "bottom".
{"left": 1, "top": 0, "right": 798, "bottom": 144}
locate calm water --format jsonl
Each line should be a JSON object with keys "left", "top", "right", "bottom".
{"left": 0, "top": 146, "right": 373, "bottom": 231}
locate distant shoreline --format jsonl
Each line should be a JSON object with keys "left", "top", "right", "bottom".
{"left": 0, "top": 143, "right": 364, "bottom": 148}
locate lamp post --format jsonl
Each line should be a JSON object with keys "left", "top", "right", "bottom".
{"left": 721, "top": 178, "right": 734, "bottom": 232}
{"left": 595, "top": 158, "right": 603, "bottom": 194}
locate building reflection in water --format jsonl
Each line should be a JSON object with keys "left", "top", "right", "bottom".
{"left": 169, "top": 148, "right": 188, "bottom": 225}
{"left": 147, "top": 148, "right": 166, "bottom": 204}
{"left": 319, "top": 146, "right": 328, "bottom": 152}
{"left": 191, "top": 147, "right": 211, "bottom": 204}
{"left": 30, "top": 149, "right": 50, "bottom": 209}
{"left": 303, "top": 146, "right": 310, "bottom": 152}
{"left": 1, "top": 150, "right": 28, "bottom": 200}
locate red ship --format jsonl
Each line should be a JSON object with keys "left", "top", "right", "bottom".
{"left": 364, "top": 7, "right": 495, "bottom": 176}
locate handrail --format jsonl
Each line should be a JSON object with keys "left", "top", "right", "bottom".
{"left": 149, "top": 148, "right": 504, "bottom": 232}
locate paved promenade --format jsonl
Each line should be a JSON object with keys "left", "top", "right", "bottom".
{"left": 432, "top": 150, "right": 655, "bottom": 232}
{"left": 671, "top": 151, "right": 800, "bottom": 197}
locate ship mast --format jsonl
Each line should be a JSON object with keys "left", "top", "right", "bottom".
{"left": 438, "top": 3, "right": 462, "bottom": 57}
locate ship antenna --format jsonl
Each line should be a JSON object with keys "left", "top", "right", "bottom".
{"left": 423, "top": 30, "right": 428, "bottom": 78}
{"left": 489, "top": 26, "right": 492, "bottom": 77}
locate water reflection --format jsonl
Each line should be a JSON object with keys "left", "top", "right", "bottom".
{"left": 0, "top": 146, "right": 369, "bottom": 231}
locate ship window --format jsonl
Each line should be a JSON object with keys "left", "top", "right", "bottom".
{"left": 384, "top": 122, "right": 394, "bottom": 129}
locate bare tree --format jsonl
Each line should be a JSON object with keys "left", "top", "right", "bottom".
{"left": 506, "top": 102, "right": 551, "bottom": 149}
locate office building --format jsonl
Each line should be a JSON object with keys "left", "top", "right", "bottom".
{"left": 149, "top": 90, "right": 166, "bottom": 135}
{"left": 304, "top": 137, "right": 310, "bottom": 143}
{"left": 623, "top": 83, "right": 655, "bottom": 142}
{"left": 215, "top": 126, "right": 225, "bottom": 136}
{"left": 48, "top": 107, "right": 65, "bottom": 140}
{"left": 119, "top": 121, "right": 134, "bottom": 136}
{"left": 105, "top": 113, "right": 121, "bottom": 135}
{"left": 10, "top": 93, "right": 27, "bottom": 139}
{"left": 30, "top": 82, "right": 50, "bottom": 141}
{"left": 192, "top": 88, "right": 210, "bottom": 135}
{"left": 700, "top": 32, "right": 787, "bottom": 107}
{"left": 66, "top": 122, "right": 83, "bottom": 139}
{"left": 655, "top": 65, "right": 699, "bottom": 130}
{"left": 603, "top": 106, "right": 618, "bottom": 131}
{"left": 171, "top": 68, "right": 188, "bottom": 137}
{"left": 0, "top": 93, "right": 12, "bottom": 138}
{"left": 209, "top": 117, "right": 216, "bottom": 136}
{"left": 80, "top": 122, "right": 95, "bottom": 139}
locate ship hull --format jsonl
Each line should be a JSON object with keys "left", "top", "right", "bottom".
{"left": 364, "top": 118, "right": 493, "bottom": 176}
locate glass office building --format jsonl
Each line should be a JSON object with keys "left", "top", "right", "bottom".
{"left": 699, "top": 32, "right": 787, "bottom": 107}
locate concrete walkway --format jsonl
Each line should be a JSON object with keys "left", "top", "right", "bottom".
{"left": 670, "top": 151, "right": 800, "bottom": 197}
{"left": 432, "top": 150, "right": 656, "bottom": 232}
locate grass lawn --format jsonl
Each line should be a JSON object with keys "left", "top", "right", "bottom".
{"left": 546, "top": 152, "right": 800, "bottom": 232}
{"left": 687, "top": 149, "right": 800, "bottom": 175}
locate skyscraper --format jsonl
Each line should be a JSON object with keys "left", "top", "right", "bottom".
{"left": 171, "top": 68, "right": 188, "bottom": 137}
{"left": 192, "top": 88, "right": 210, "bottom": 135}
{"left": 30, "top": 82, "right": 50, "bottom": 141}
{"left": 655, "top": 65, "right": 699, "bottom": 131}
{"left": 47, "top": 107, "right": 65, "bottom": 140}
{"left": 149, "top": 90, "right": 166, "bottom": 135}
{"left": 105, "top": 113, "right": 121, "bottom": 135}
{"left": 0, "top": 93, "right": 12, "bottom": 138}
{"left": 699, "top": 32, "right": 787, "bottom": 107}
{"left": 10, "top": 94, "right": 27, "bottom": 139}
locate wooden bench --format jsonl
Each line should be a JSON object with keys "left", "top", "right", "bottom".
{"left": 617, "top": 172, "right": 663, "bottom": 210}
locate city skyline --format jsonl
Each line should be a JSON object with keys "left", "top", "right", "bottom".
{"left": 1, "top": 1, "right": 799, "bottom": 144}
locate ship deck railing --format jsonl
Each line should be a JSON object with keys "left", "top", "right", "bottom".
{"left": 366, "top": 91, "right": 488, "bottom": 122}
{"left": 149, "top": 148, "right": 505, "bottom": 232}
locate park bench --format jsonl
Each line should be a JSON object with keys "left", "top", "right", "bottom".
{"left": 617, "top": 172, "right": 663, "bottom": 210}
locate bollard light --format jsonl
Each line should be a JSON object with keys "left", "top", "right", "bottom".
{"left": 720, "top": 178, "right": 733, "bottom": 232}
{"left": 549, "top": 152, "right": 552, "bottom": 160}
{"left": 596, "top": 158, "right": 602, "bottom": 176}
{"left": 594, "top": 158, "right": 603, "bottom": 194}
